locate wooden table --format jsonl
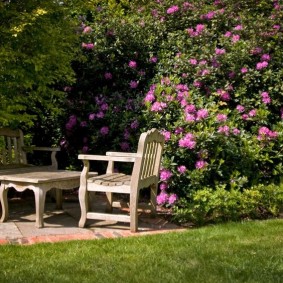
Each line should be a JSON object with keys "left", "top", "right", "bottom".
{"left": 0, "top": 168, "right": 94, "bottom": 228}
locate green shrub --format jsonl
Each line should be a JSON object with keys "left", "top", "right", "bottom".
{"left": 174, "top": 183, "right": 283, "bottom": 225}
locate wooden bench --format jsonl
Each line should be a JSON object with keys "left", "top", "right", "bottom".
{"left": 78, "top": 128, "right": 165, "bottom": 232}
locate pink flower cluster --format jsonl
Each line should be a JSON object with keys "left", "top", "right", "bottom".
{"left": 257, "top": 127, "right": 278, "bottom": 141}
{"left": 187, "top": 24, "right": 206, "bottom": 37}
{"left": 156, "top": 179, "right": 178, "bottom": 206}
{"left": 261, "top": 91, "right": 271, "bottom": 104}
{"left": 167, "top": 5, "right": 179, "bottom": 14}
{"left": 179, "top": 133, "right": 196, "bottom": 149}
{"left": 128, "top": 60, "right": 137, "bottom": 68}
{"left": 156, "top": 191, "right": 178, "bottom": 206}
{"left": 195, "top": 159, "right": 208, "bottom": 169}
{"left": 160, "top": 168, "right": 173, "bottom": 181}
{"left": 82, "top": 42, "right": 95, "bottom": 49}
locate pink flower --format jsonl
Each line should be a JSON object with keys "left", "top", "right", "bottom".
{"left": 236, "top": 105, "right": 245, "bottom": 113}
{"left": 242, "top": 114, "right": 249, "bottom": 120}
{"left": 216, "top": 113, "right": 227, "bottom": 122}
{"left": 167, "top": 5, "right": 179, "bottom": 14}
{"left": 128, "top": 60, "right": 137, "bottom": 68}
{"left": 174, "top": 127, "right": 184, "bottom": 135}
{"left": 100, "top": 126, "right": 109, "bottom": 135}
{"left": 160, "top": 169, "right": 173, "bottom": 181}
{"left": 89, "top": 113, "right": 95, "bottom": 120}
{"left": 224, "top": 31, "right": 232, "bottom": 37}
{"left": 104, "top": 72, "right": 113, "bottom": 80}
{"left": 189, "top": 58, "right": 198, "bottom": 65}
{"left": 120, "top": 142, "right": 130, "bottom": 151}
{"left": 261, "top": 91, "right": 271, "bottom": 104}
{"left": 161, "top": 130, "right": 171, "bottom": 141}
{"left": 159, "top": 183, "right": 168, "bottom": 191}
{"left": 96, "top": 111, "right": 104, "bottom": 119}
{"left": 130, "top": 120, "right": 139, "bottom": 129}
{"left": 156, "top": 192, "right": 169, "bottom": 205}
{"left": 196, "top": 109, "right": 208, "bottom": 120}
{"left": 199, "top": 60, "right": 207, "bottom": 65}
{"left": 83, "top": 26, "right": 92, "bottom": 33}
{"left": 179, "top": 133, "right": 196, "bottom": 149}
{"left": 257, "top": 127, "right": 278, "bottom": 141}
{"left": 250, "top": 47, "right": 263, "bottom": 55}
{"left": 168, "top": 194, "right": 178, "bottom": 205}
{"left": 149, "top": 56, "right": 158, "bottom": 63}
{"left": 215, "top": 48, "right": 226, "bottom": 55}
{"left": 151, "top": 101, "right": 167, "bottom": 112}
{"left": 144, "top": 92, "right": 155, "bottom": 103}
{"left": 233, "top": 128, "right": 241, "bottom": 135}
{"left": 177, "top": 165, "right": 187, "bottom": 174}
{"left": 256, "top": 61, "right": 268, "bottom": 70}
{"left": 202, "top": 11, "right": 215, "bottom": 20}
{"left": 82, "top": 42, "right": 94, "bottom": 49}
{"left": 185, "top": 104, "right": 196, "bottom": 113}
{"left": 185, "top": 113, "right": 195, "bottom": 122}
{"left": 195, "top": 160, "right": 208, "bottom": 169}
{"left": 234, "top": 25, "right": 243, "bottom": 30}
{"left": 129, "top": 80, "right": 138, "bottom": 89}
{"left": 261, "top": 54, "right": 270, "bottom": 61}
{"left": 218, "top": 125, "right": 230, "bottom": 135}
{"left": 201, "top": 69, "right": 210, "bottom": 76}
{"left": 220, "top": 91, "right": 231, "bottom": 101}
{"left": 248, "top": 109, "right": 257, "bottom": 117}
{"left": 193, "top": 81, "right": 203, "bottom": 88}
{"left": 196, "top": 24, "right": 205, "bottom": 33}
{"left": 217, "top": 89, "right": 229, "bottom": 100}
{"left": 241, "top": 67, "right": 248, "bottom": 73}
{"left": 232, "top": 34, "right": 240, "bottom": 43}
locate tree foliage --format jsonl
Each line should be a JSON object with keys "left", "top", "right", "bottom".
{"left": 0, "top": 0, "right": 80, "bottom": 127}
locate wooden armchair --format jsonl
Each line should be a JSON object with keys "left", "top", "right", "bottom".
{"left": 78, "top": 128, "right": 165, "bottom": 232}
{"left": 0, "top": 128, "right": 60, "bottom": 170}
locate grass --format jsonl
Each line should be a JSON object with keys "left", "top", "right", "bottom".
{"left": 0, "top": 219, "right": 282, "bottom": 283}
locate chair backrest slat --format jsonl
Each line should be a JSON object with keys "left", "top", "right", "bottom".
{"left": 133, "top": 129, "right": 165, "bottom": 188}
{"left": 0, "top": 128, "right": 27, "bottom": 165}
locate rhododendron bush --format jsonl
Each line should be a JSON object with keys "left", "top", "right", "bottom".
{"left": 62, "top": 0, "right": 283, "bottom": 222}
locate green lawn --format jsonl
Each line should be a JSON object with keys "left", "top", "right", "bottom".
{"left": 0, "top": 219, "right": 282, "bottom": 283}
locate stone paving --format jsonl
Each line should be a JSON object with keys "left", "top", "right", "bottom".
{"left": 0, "top": 191, "right": 185, "bottom": 245}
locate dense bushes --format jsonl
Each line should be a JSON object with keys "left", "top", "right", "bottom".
{"left": 61, "top": 0, "right": 283, "bottom": 224}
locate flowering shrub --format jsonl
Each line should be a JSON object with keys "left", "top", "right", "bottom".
{"left": 60, "top": 0, "right": 283, "bottom": 222}
{"left": 141, "top": 0, "right": 283, "bottom": 211}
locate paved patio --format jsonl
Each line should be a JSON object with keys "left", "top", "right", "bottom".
{"left": 0, "top": 190, "right": 184, "bottom": 245}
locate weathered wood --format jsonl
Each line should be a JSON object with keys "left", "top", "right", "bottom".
{"left": 78, "top": 128, "right": 165, "bottom": 232}
{"left": 0, "top": 128, "right": 60, "bottom": 169}
{"left": 0, "top": 169, "right": 93, "bottom": 228}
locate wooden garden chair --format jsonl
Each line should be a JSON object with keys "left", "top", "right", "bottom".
{"left": 78, "top": 128, "right": 165, "bottom": 232}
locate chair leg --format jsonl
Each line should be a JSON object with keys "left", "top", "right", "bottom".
{"left": 105, "top": 192, "right": 113, "bottom": 212}
{"left": 130, "top": 189, "right": 139, "bottom": 232}
{"left": 79, "top": 185, "right": 89, "bottom": 228}
{"left": 150, "top": 183, "right": 158, "bottom": 216}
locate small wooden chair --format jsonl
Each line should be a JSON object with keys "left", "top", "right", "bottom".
{"left": 78, "top": 128, "right": 165, "bottom": 232}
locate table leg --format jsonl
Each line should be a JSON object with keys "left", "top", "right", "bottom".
{"left": 0, "top": 184, "right": 8, "bottom": 223}
{"left": 33, "top": 188, "right": 47, "bottom": 228}
{"left": 55, "top": 189, "right": 63, "bottom": 210}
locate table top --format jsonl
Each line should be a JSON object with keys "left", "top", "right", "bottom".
{"left": 0, "top": 169, "right": 94, "bottom": 184}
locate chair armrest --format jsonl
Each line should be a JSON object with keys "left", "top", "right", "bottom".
{"left": 106, "top": 152, "right": 138, "bottom": 158}
{"left": 22, "top": 146, "right": 60, "bottom": 152}
{"left": 22, "top": 146, "right": 60, "bottom": 169}
{"left": 78, "top": 154, "right": 136, "bottom": 162}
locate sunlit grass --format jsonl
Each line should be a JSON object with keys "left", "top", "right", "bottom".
{"left": 0, "top": 219, "right": 282, "bottom": 283}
